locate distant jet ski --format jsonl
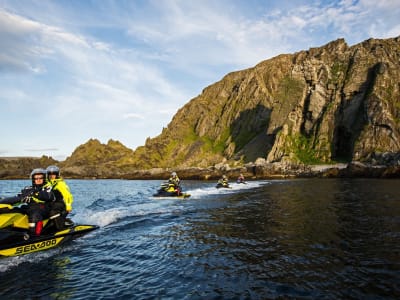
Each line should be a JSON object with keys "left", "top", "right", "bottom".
{"left": 216, "top": 182, "right": 231, "bottom": 189}
{"left": 0, "top": 203, "right": 98, "bottom": 258}
{"left": 153, "top": 182, "right": 191, "bottom": 198}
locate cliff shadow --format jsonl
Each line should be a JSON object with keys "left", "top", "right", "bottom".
{"left": 229, "top": 104, "right": 274, "bottom": 163}
{"left": 332, "top": 63, "right": 382, "bottom": 161}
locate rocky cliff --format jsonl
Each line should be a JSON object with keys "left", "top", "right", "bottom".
{"left": 130, "top": 37, "right": 400, "bottom": 169}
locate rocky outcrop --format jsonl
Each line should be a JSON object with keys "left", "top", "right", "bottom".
{"left": 59, "top": 138, "right": 137, "bottom": 178}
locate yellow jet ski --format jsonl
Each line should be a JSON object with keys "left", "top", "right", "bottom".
{"left": 0, "top": 203, "right": 98, "bottom": 258}
{"left": 153, "top": 182, "right": 191, "bottom": 198}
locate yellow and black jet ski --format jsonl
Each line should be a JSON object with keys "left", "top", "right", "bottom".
{"left": 153, "top": 182, "right": 191, "bottom": 199}
{"left": 0, "top": 203, "right": 98, "bottom": 258}
{"left": 216, "top": 182, "right": 231, "bottom": 189}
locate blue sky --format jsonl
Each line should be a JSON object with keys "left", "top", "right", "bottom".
{"left": 1, "top": 0, "right": 399, "bottom": 160}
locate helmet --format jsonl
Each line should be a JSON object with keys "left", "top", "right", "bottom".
{"left": 222, "top": 175, "right": 227, "bottom": 179}
{"left": 171, "top": 172, "right": 177, "bottom": 177}
{"left": 46, "top": 165, "right": 60, "bottom": 179}
{"left": 30, "top": 168, "right": 47, "bottom": 186}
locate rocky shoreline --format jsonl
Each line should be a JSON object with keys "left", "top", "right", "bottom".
{"left": 1, "top": 155, "right": 400, "bottom": 180}
{"left": 61, "top": 161, "right": 400, "bottom": 180}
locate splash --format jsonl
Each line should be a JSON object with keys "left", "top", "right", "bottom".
{"left": 73, "top": 199, "right": 185, "bottom": 227}
{"left": 185, "top": 180, "right": 269, "bottom": 199}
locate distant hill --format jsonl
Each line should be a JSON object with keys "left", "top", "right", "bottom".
{"left": 2, "top": 37, "right": 400, "bottom": 179}
{"left": 59, "top": 139, "right": 137, "bottom": 178}
{"left": 0, "top": 156, "right": 58, "bottom": 179}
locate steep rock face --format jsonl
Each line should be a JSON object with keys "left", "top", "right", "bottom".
{"left": 132, "top": 37, "right": 400, "bottom": 168}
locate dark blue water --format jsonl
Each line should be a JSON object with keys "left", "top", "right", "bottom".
{"left": 0, "top": 178, "right": 399, "bottom": 299}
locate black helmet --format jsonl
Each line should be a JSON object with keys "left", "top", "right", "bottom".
{"left": 46, "top": 165, "right": 60, "bottom": 179}
{"left": 30, "top": 168, "right": 46, "bottom": 186}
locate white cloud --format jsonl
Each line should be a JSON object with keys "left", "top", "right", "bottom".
{"left": 123, "top": 113, "right": 145, "bottom": 120}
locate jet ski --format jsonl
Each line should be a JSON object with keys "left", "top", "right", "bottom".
{"left": 153, "top": 182, "right": 191, "bottom": 198}
{"left": 216, "top": 182, "right": 231, "bottom": 189}
{"left": 0, "top": 203, "right": 98, "bottom": 258}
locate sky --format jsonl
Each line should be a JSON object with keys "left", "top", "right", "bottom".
{"left": 0, "top": 0, "right": 399, "bottom": 160}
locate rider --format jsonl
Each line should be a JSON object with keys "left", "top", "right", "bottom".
{"left": 237, "top": 173, "right": 245, "bottom": 183}
{"left": 0, "top": 168, "right": 56, "bottom": 236}
{"left": 218, "top": 175, "right": 229, "bottom": 187}
{"left": 168, "top": 172, "right": 180, "bottom": 187}
{"left": 167, "top": 172, "right": 181, "bottom": 194}
{"left": 44, "top": 165, "right": 74, "bottom": 229}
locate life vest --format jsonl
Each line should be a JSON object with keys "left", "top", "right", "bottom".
{"left": 45, "top": 179, "right": 74, "bottom": 211}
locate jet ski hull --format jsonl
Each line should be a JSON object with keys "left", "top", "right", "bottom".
{"left": 153, "top": 191, "right": 191, "bottom": 198}
{"left": 216, "top": 183, "right": 231, "bottom": 189}
{"left": 0, "top": 224, "right": 99, "bottom": 257}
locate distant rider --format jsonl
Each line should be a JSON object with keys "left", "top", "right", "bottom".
{"left": 168, "top": 172, "right": 180, "bottom": 187}
{"left": 237, "top": 173, "right": 245, "bottom": 183}
{"left": 0, "top": 168, "right": 56, "bottom": 236}
{"left": 44, "top": 165, "right": 74, "bottom": 229}
{"left": 218, "top": 175, "right": 229, "bottom": 187}
{"left": 168, "top": 172, "right": 181, "bottom": 194}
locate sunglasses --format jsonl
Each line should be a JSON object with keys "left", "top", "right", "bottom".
{"left": 34, "top": 176, "right": 44, "bottom": 180}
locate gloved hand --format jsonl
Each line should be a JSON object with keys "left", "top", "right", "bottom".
{"left": 22, "top": 196, "right": 31, "bottom": 203}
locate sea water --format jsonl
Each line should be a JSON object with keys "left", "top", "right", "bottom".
{"left": 0, "top": 178, "right": 399, "bottom": 299}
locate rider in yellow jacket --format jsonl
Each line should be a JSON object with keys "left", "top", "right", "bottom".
{"left": 45, "top": 165, "right": 74, "bottom": 229}
{"left": 218, "top": 175, "right": 229, "bottom": 187}
{"left": 167, "top": 171, "right": 181, "bottom": 194}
